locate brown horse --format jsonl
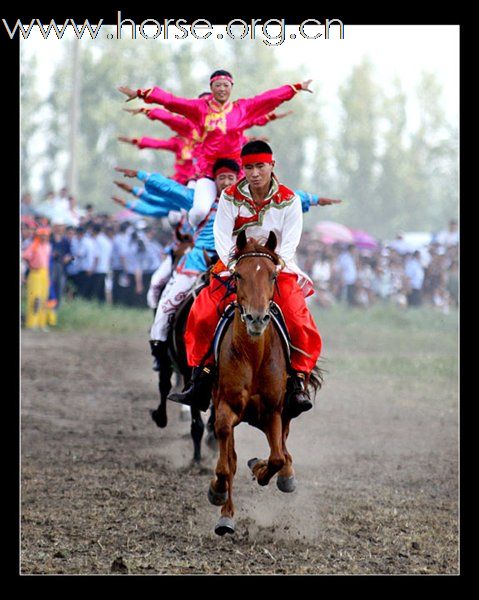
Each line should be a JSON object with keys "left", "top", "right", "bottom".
{"left": 207, "top": 230, "right": 322, "bottom": 535}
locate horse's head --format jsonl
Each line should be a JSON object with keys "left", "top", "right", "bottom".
{"left": 231, "top": 230, "right": 281, "bottom": 337}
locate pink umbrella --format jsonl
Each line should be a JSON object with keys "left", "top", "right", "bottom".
{"left": 314, "top": 221, "right": 354, "bottom": 245}
{"left": 350, "top": 229, "right": 378, "bottom": 250}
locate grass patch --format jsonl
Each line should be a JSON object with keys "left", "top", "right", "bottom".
{"left": 55, "top": 298, "right": 152, "bottom": 334}
{"left": 311, "top": 303, "right": 458, "bottom": 358}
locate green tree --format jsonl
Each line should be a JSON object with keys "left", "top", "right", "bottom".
{"left": 334, "top": 58, "right": 381, "bottom": 232}
{"left": 374, "top": 78, "right": 416, "bottom": 237}
{"left": 407, "top": 72, "right": 458, "bottom": 232}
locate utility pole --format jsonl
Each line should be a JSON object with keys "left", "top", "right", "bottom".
{"left": 67, "top": 40, "right": 81, "bottom": 198}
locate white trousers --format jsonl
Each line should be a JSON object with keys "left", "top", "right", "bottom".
{"left": 146, "top": 254, "right": 173, "bottom": 309}
{"left": 188, "top": 177, "right": 216, "bottom": 228}
{"left": 150, "top": 270, "right": 196, "bottom": 341}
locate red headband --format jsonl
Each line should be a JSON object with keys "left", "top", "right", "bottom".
{"left": 214, "top": 166, "right": 238, "bottom": 177}
{"left": 210, "top": 75, "right": 234, "bottom": 85}
{"left": 241, "top": 153, "right": 274, "bottom": 166}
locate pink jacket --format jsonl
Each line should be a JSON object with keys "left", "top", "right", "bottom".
{"left": 139, "top": 84, "right": 301, "bottom": 178}
{"left": 145, "top": 108, "right": 203, "bottom": 180}
{"left": 22, "top": 240, "right": 51, "bottom": 270}
{"left": 135, "top": 135, "right": 195, "bottom": 184}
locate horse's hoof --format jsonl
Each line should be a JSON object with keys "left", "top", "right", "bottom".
{"left": 247, "top": 457, "right": 260, "bottom": 472}
{"left": 150, "top": 409, "right": 167, "bottom": 429}
{"left": 277, "top": 475, "right": 297, "bottom": 493}
{"left": 208, "top": 484, "right": 227, "bottom": 506}
{"left": 214, "top": 516, "right": 235, "bottom": 536}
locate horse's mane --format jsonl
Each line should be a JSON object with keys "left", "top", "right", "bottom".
{"left": 229, "top": 236, "right": 281, "bottom": 266}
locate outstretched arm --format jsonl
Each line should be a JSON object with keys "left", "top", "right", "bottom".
{"left": 244, "top": 109, "right": 294, "bottom": 129}
{"left": 114, "top": 180, "right": 134, "bottom": 195}
{"left": 114, "top": 166, "right": 139, "bottom": 178}
{"left": 127, "top": 198, "right": 170, "bottom": 218}
{"left": 117, "top": 136, "right": 137, "bottom": 145}
{"left": 118, "top": 135, "right": 179, "bottom": 152}
{"left": 114, "top": 167, "right": 153, "bottom": 184}
{"left": 144, "top": 107, "right": 194, "bottom": 137}
{"left": 240, "top": 80, "right": 313, "bottom": 123}
{"left": 296, "top": 190, "right": 343, "bottom": 212}
{"left": 119, "top": 85, "right": 203, "bottom": 124}
{"left": 135, "top": 136, "right": 180, "bottom": 152}
{"left": 112, "top": 195, "right": 127, "bottom": 207}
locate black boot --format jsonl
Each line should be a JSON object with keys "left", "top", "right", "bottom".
{"left": 150, "top": 340, "right": 167, "bottom": 372}
{"left": 168, "top": 366, "right": 214, "bottom": 412}
{"left": 286, "top": 371, "right": 313, "bottom": 417}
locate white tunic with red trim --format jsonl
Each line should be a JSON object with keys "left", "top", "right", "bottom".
{"left": 213, "top": 175, "right": 314, "bottom": 297}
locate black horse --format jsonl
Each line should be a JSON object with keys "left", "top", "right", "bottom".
{"left": 150, "top": 263, "right": 216, "bottom": 463}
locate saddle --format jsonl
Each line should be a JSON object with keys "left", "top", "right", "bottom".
{"left": 213, "top": 302, "right": 292, "bottom": 367}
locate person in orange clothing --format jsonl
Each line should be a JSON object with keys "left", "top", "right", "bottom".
{"left": 22, "top": 227, "right": 52, "bottom": 330}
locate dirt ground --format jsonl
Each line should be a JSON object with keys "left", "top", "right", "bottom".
{"left": 20, "top": 328, "right": 458, "bottom": 575}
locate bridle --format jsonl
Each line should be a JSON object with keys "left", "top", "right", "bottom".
{"left": 228, "top": 251, "right": 278, "bottom": 272}
{"left": 229, "top": 251, "right": 280, "bottom": 324}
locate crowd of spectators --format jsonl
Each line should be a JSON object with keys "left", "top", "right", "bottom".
{"left": 21, "top": 189, "right": 176, "bottom": 329}
{"left": 21, "top": 188, "right": 459, "bottom": 331}
{"left": 298, "top": 219, "right": 459, "bottom": 313}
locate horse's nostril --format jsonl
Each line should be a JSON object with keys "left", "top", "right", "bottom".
{"left": 245, "top": 314, "right": 254, "bottom": 322}
{"left": 262, "top": 314, "right": 271, "bottom": 323}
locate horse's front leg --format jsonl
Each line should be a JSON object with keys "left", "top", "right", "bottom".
{"left": 250, "top": 410, "right": 285, "bottom": 486}
{"left": 209, "top": 400, "right": 239, "bottom": 535}
{"left": 276, "top": 416, "right": 297, "bottom": 492}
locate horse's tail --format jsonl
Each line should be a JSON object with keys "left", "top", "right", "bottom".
{"left": 308, "top": 360, "right": 326, "bottom": 397}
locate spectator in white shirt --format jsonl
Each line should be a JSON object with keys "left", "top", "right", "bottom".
{"left": 404, "top": 251, "right": 425, "bottom": 307}
{"left": 91, "top": 224, "right": 113, "bottom": 303}
{"left": 80, "top": 225, "right": 97, "bottom": 299}
{"left": 336, "top": 244, "right": 358, "bottom": 306}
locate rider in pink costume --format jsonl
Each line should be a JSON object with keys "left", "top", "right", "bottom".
{"left": 118, "top": 70, "right": 312, "bottom": 228}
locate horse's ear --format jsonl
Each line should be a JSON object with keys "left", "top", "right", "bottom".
{"left": 265, "top": 231, "right": 277, "bottom": 252}
{"left": 236, "top": 230, "right": 247, "bottom": 251}
{"left": 175, "top": 225, "right": 184, "bottom": 241}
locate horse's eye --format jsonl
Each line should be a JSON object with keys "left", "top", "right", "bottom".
{"left": 235, "top": 273, "right": 242, "bottom": 281}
